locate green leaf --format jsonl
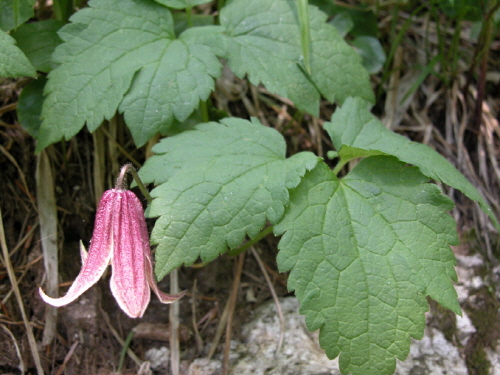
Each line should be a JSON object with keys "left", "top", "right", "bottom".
{"left": 173, "top": 12, "right": 214, "bottom": 36}
{"left": 0, "top": 0, "right": 35, "bottom": 32}
{"left": 139, "top": 117, "right": 318, "bottom": 280}
{"left": 351, "top": 36, "right": 386, "bottom": 74}
{"left": 220, "top": 0, "right": 373, "bottom": 116}
{"left": 17, "top": 76, "right": 47, "bottom": 137}
{"left": 437, "top": 0, "right": 483, "bottom": 22}
{"left": 10, "top": 20, "right": 64, "bottom": 73}
{"left": 153, "top": 0, "right": 211, "bottom": 9}
{"left": 275, "top": 157, "right": 460, "bottom": 375}
{"left": 119, "top": 26, "right": 222, "bottom": 145}
{"left": 178, "top": 25, "right": 227, "bottom": 57}
{"left": 309, "top": 0, "right": 339, "bottom": 15}
{"left": 36, "top": 0, "right": 222, "bottom": 152}
{"left": 325, "top": 97, "right": 500, "bottom": 231}
{"left": 0, "top": 29, "right": 36, "bottom": 78}
{"left": 329, "top": 12, "right": 354, "bottom": 38}
{"left": 342, "top": 7, "right": 378, "bottom": 37}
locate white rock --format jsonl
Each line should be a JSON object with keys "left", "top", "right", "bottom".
{"left": 395, "top": 328, "right": 467, "bottom": 375}
{"left": 455, "top": 254, "right": 484, "bottom": 268}
{"left": 144, "top": 346, "right": 169, "bottom": 371}
{"left": 230, "top": 297, "right": 339, "bottom": 375}
{"left": 486, "top": 346, "right": 500, "bottom": 375}
{"left": 187, "top": 358, "right": 222, "bottom": 375}
{"left": 455, "top": 310, "right": 476, "bottom": 345}
{"left": 214, "top": 297, "right": 473, "bottom": 375}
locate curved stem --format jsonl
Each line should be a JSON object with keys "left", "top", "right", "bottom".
{"left": 332, "top": 158, "right": 348, "bottom": 176}
{"left": 115, "top": 163, "right": 153, "bottom": 203}
{"left": 227, "top": 226, "right": 274, "bottom": 256}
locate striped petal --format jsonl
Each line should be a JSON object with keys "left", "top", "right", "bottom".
{"left": 39, "top": 189, "right": 115, "bottom": 307}
{"left": 40, "top": 178, "right": 187, "bottom": 318}
{"left": 109, "top": 189, "right": 151, "bottom": 318}
{"left": 145, "top": 251, "right": 187, "bottom": 304}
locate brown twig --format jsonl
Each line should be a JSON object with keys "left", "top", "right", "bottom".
{"left": 222, "top": 252, "right": 245, "bottom": 374}
{"left": 0, "top": 144, "right": 38, "bottom": 212}
{"left": 54, "top": 339, "right": 80, "bottom": 375}
{"left": 191, "top": 279, "right": 204, "bottom": 353}
{"left": 170, "top": 268, "right": 181, "bottom": 375}
{"left": 0, "top": 208, "right": 44, "bottom": 375}
{"left": 99, "top": 123, "right": 142, "bottom": 168}
{"left": 207, "top": 298, "right": 231, "bottom": 359}
{"left": 98, "top": 304, "right": 142, "bottom": 367}
{"left": 251, "top": 247, "right": 285, "bottom": 356}
{"left": 1, "top": 325, "right": 24, "bottom": 373}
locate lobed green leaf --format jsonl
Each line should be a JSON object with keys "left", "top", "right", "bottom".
{"left": 139, "top": 117, "right": 318, "bottom": 280}
{"left": 275, "top": 157, "right": 460, "bottom": 375}
{"left": 36, "top": 0, "right": 222, "bottom": 151}
{"left": 17, "top": 76, "right": 47, "bottom": 138}
{"left": 220, "top": 0, "right": 373, "bottom": 116}
{"left": 325, "top": 97, "right": 500, "bottom": 231}
{"left": 10, "top": 20, "right": 64, "bottom": 73}
{"left": 0, "top": 0, "right": 35, "bottom": 32}
{"left": 0, "top": 29, "right": 36, "bottom": 78}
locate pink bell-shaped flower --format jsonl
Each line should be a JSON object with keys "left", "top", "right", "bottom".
{"left": 39, "top": 166, "right": 185, "bottom": 318}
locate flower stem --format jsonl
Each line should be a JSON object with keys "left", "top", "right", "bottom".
{"left": 116, "top": 163, "right": 153, "bottom": 203}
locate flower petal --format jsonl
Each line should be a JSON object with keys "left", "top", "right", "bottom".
{"left": 145, "top": 252, "right": 187, "bottom": 304}
{"left": 39, "top": 190, "right": 116, "bottom": 307}
{"left": 109, "top": 190, "right": 150, "bottom": 318}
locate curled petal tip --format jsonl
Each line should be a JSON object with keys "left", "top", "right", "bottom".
{"left": 39, "top": 287, "right": 69, "bottom": 307}
{"left": 156, "top": 289, "right": 188, "bottom": 304}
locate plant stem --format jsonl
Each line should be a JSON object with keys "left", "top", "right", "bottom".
{"left": 332, "top": 158, "right": 348, "bottom": 176}
{"left": 200, "top": 100, "right": 210, "bottom": 122}
{"left": 297, "top": 0, "right": 311, "bottom": 75}
{"left": 222, "top": 252, "right": 245, "bottom": 374}
{"left": 216, "top": 0, "right": 225, "bottom": 24}
{"left": 13, "top": 0, "right": 19, "bottom": 27}
{"left": 471, "top": 0, "right": 500, "bottom": 130}
{"left": 186, "top": 6, "right": 193, "bottom": 28}
{"left": 170, "top": 269, "right": 180, "bottom": 375}
{"left": 227, "top": 226, "right": 274, "bottom": 256}
{"left": 116, "top": 163, "right": 153, "bottom": 203}
{"left": 53, "top": 0, "right": 73, "bottom": 23}
{"left": 0, "top": 209, "right": 44, "bottom": 375}
{"left": 117, "top": 331, "right": 135, "bottom": 373}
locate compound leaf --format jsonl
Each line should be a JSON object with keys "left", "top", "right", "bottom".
{"left": 275, "top": 157, "right": 460, "bottom": 375}
{"left": 0, "top": 29, "right": 36, "bottom": 78}
{"left": 220, "top": 0, "right": 373, "bottom": 116}
{"left": 139, "top": 117, "right": 318, "bottom": 280}
{"left": 325, "top": 96, "right": 500, "bottom": 231}
{"left": 36, "top": 0, "right": 222, "bottom": 151}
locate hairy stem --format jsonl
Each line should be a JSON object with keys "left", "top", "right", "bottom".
{"left": 227, "top": 225, "right": 274, "bottom": 256}
{"left": 116, "top": 163, "right": 153, "bottom": 203}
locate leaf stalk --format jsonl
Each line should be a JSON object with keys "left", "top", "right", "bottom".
{"left": 297, "top": 0, "right": 311, "bottom": 75}
{"left": 227, "top": 226, "right": 274, "bottom": 256}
